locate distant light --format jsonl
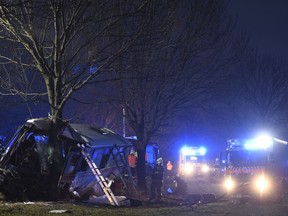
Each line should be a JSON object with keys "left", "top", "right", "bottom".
{"left": 190, "top": 156, "right": 197, "bottom": 161}
{"left": 181, "top": 146, "right": 206, "bottom": 156}
{"left": 183, "top": 163, "right": 194, "bottom": 174}
{"left": 201, "top": 164, "right": 210, "bottom": 173}
{"left": 181, "top": 146, "right": 196, "bottom": 155}
{"left": 125, "top": 136, "right": 137, "bottom": 140}
{"left": 89, "top": 65, "right": 98, "bottom": 74}
{"left": 244, "top": 134, "right": 273, "bottom": 150}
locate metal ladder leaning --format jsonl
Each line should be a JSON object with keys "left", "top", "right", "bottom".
{"left": 78, "top": 144, "right": 119, "bottom": 206}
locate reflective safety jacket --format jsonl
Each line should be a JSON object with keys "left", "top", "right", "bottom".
{"left": 128, "top": 154, "right": 137, "bottom": 168}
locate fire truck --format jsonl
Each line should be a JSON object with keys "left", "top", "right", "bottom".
{"left": 179, "top": 146, "right": 211, "bottom": 177}
{"left": 222, "top": 135, "right": 288, "bottom": 201}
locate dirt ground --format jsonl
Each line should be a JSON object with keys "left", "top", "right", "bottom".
{"left": 160, "top": 174, "right": 288, "bottom": 207}
{"left": 161, "top": 174, "right": 224, "bottom": 201}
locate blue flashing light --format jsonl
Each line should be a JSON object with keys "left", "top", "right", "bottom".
{"left": 181, "top": 146, "right": 196, "bottom": 155}
{"left": 34, "top": 135, "right": 48, "bottom": 144}
{"left": 198, "top": 147, "right": 207, "bottom": 155}
{"left": 181, "top": 146, "right": 206, "bottom": 156}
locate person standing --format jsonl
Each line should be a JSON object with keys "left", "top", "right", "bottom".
{"left": 128, "top": 151, "right": 137, "bottom": 176}
{"left": 166, "top": 160, "right": 173, "bottom": 177}
{"left": 149, "top": 157, "right": 164, "bottom": 201}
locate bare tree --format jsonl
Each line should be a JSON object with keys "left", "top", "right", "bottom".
{"left": 0, "top": 0, "right": 153, "bottom": 121}
{"left": 222, "top": 51, "right": 288, "bottom": 137}
{"left": 111, "top": 0, "right": 243, "bottom": 189}
{"left": 0, "top": 0, "right": 156, "bottom": 198}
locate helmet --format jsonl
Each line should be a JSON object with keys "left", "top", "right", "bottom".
{"left": 156, "top": 158, "right": 163, "bottom": 164}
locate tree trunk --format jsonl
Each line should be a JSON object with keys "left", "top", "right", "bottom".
{"left": 46, "top": 115, "right": 64, "bottom": 200}
{"left": 137, "top": 149, "right": 147, "bottom": 192}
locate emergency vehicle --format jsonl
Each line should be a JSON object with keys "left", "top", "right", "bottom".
{"left": 179, "top": 146, "right": 210, "bottom": 177}
{"left": 222, "top": 135, "right": 288, "bottom": 201}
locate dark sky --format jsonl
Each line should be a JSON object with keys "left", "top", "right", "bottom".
{"left": 229, "top": 0, "right": 288, "bottom": 59}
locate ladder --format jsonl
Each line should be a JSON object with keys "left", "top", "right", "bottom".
{"left": 111, "top": 145, "right": 131, "bottom": 177}
{"left": 78, "top": 144, "right": 119, "bottom": 206}
{"left": 110, "top": 145, "right": 139, "bottom": 199}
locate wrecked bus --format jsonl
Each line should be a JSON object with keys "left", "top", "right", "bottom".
{"left": 0, "top": 118, "right": 135, "bottom": 203}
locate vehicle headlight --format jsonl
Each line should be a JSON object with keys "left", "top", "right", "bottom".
{"left": 255, "top": 175, "right": 270, "bottom": 193}
{"left": 201, "top": 164, "right": 210, "bottom": 173}
{"left": 224, "top": 176, "right": 235, "bottom": 192}
{"left": 183, "top": 163, "right": 194, "bottom": 174}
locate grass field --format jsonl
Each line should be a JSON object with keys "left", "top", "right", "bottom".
{"left": 0, "top": 177, "right": 287, "bottom": 216}
{"left": 0, "top": 199, "right": 288, "bottom": 216}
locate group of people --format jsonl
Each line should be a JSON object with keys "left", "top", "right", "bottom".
{"left": 128, "top": 149, "right": 174, "bottom": 201}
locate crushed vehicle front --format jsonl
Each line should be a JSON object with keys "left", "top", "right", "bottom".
{"left": 0, "top": 118, "right": 134, "bottom": 202}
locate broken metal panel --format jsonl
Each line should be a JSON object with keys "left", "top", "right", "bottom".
{"left": 60, "top": 144, "right": 132, "bottom": 200}
{"left": 67, "top": 124, "right": 130, "bottom": 148}
{"left": 68, "top": 164, "right": 124, "bottom": 200}
{"left": 58, "top": 123, "right": 134, "bottom": 200}
{"left": 25, "top": 118, "right": 52, "bottom": 131}
{"left": 60, "top": 124, "right": 86, "bottom": 144}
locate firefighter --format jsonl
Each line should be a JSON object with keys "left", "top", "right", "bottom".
{"left": 166, "top": 160, "right": 173, "bottom": 177}
{"left": 128, "top": 150, "right": 137, "bottom": 176}
{"left": 149, "top": 157, "right": 164, "bottom": 201}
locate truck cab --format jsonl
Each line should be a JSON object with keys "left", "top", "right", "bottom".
{"left": 179, "top": 146, "right": 210, "bottom": 177}
{"left": 223, "top": 136, "right": 288, "bottom": 201}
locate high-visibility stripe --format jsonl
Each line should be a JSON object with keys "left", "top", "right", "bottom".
{"left": 225, "top": 166, "right": 264, "bottom": 174}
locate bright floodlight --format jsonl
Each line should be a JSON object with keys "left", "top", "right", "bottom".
{"left": 255, "top": 175, "right": 270, "bottom": 194}
{"left": 181, "top": 146, "right": 196, "bottom": 155}
{"left": 255, "top": 134, "right": 273, "bottom": 149}
{"left": 244, "top": 133, "right": 273, "bottom": 150}
{"left": 224, "top": 176, "right": 235, "bottom": 192}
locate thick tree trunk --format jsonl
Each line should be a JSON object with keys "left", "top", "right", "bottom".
{"left": 46, "top": 115, "right": 65, "bottom": 200}
{"left": 137, "top": 149, "right": 147, "bottom": 191}
{"left": 131, "top": 139, "right": 148, "bottom": 192}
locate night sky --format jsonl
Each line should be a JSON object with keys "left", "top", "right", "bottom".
{"left": 229, "top": 0, "right": 288, "bottom": 59}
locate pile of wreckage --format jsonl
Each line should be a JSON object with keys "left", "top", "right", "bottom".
{"left": 0, "top": 118, "right": 139, "bottom": 206}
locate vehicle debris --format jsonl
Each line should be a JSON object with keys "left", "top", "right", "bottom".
{"left": 0, "top": 118, "right": 137, "bottom": 205}
{"left": 49, "top": 209, "right": 70, "bottom": 214}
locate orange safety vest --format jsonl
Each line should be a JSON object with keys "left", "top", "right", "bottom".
{"left": 167, "top": 161, "right": 173, "bottom": 171}
{"left": 128, "top": 154, "right": 137, "bottom": 168}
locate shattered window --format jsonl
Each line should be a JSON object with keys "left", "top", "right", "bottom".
{"left": 99, "top": 148, "right": 111, "bottom": 169}
{"left": 64, "top": 152, "right": 82, "bottom": 174}
{"left": 109, "top": 147, "right": 125, "bottom": 167}
{"left": 88, "top": 149, "right": 106, "bottom": 168}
